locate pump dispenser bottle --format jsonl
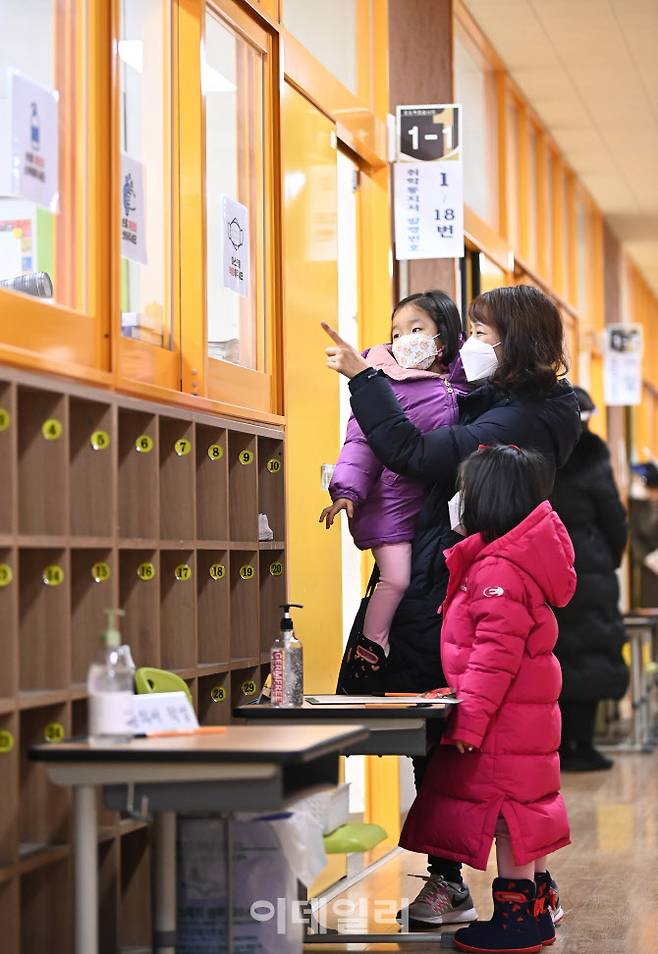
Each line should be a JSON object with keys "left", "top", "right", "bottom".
{"left": 270, "top": 603, "right": 304, "bottom": 707}
{"left": 87, "top": 609, "right": 135, "bottom": 744}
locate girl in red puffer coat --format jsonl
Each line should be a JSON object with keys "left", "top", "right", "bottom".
{"left": 400, "top": 445, "right": 576, "bottom": 954}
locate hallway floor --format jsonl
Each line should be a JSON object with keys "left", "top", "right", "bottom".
{"left": 311, "top": 748, "right": 658, "bottom": 952}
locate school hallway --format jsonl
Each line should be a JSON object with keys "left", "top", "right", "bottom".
{"left": 316, "top": 749, "right": 658, "bottom": 953}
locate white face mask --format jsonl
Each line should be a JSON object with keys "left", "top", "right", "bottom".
{"left": 460, "top": 336, "right": 501, "bottom": 382}
{"left": 392, "top": 332, "right": 442, "bottom": 371}
{"left": 580, "top": 410, "right": 593, "bottom": 422}
{"left": 448, "top": 489, "right": 466, "bottom": 536}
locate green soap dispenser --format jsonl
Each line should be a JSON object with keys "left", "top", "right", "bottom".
{"left": 270, "top": 603, "right": 304, "bottom": 707}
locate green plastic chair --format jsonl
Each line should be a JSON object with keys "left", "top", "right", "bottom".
{"left": 134, "top": 667, "right": 194, "bottom": 707}
{"left": 323, "top": 822, "right": 387, "bottom": 854}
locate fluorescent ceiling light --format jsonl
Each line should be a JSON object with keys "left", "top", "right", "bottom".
{"left": 202, "top": 62, "right": 237, "bottom": 94}
{"left": 118, "top": 40, "right": 143, "bottom": 74}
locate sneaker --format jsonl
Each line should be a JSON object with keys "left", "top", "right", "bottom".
{"left": 340, "top": 634, "right": 387, "bottom": 695}
{"left": 397, "top": 874, "right": 478, "bottom": 927}
{"left": 536, "top": 871, "right": 563, "bottom": 926}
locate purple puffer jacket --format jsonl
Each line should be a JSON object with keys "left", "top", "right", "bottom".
{"left": 329, "top": 344, "right": 469, "bottom": 550}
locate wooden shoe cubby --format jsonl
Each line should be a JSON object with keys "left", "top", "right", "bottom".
{"left": 0, "top": 365, "right": 286, "bottom": 953}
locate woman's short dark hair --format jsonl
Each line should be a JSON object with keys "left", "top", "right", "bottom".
{"left": 468, "top": 285, "right": 568, "bottom": 395}
{"left": 393, "top": 290, "right": 462, "bottom": 364}
{"left": 459, "top": 445, "right": 551, "bottom": 543}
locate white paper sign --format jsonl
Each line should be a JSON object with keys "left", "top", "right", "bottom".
{"left": 221, "top": 194, "right": 249, "bottom": 298}
{"left": 10, "top": 71, "right": 59, "bottom": 212}
{"left": 130, "top": 691, "right": 199, "bottom": 735}
{"left": 120, "top": 153, "right": 147, "bottom": 265}
{"left": 604, "top": 324, "right": 643, "bottom": 407}
{"left": 394, "top": 160, "right": 464, "bottom": 259}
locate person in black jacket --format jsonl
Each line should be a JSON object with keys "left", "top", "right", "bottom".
{"left": 322, "top": 285, "right": 580, "bottom": 928}
{"left": 550, "top": 387, "right": 629, "bottom": 772}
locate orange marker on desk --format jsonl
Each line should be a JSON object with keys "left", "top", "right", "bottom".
{"left": 142, "top": 726, "right": 228, "bottom": 739}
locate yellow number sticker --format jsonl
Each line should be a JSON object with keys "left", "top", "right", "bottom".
{"left": 209, "top": 563, "right": 226, "bottom": 581}
{"left": 91, "top": 562, "right": 111, "bottom": 583}
{"left": 210, "top": 685, "right": 226, "bottom": 703}
{"left": 239, "top": 564, "right": 255, "bottom": 581}
{"left": 0, "top": 408, "right": 10, "bottom": 432}
{"left": 241, "top": 679, "right": 257, "bottom": 697}
{"left": 266, "top": 457, "right": 282, "bottom": 474}
{"left": 239, "top": 450, "right": 254, "bottom": 466}
{"left": 135, "top": 435, "right": 153, "bottom": 454}
{"left": 90, "top": 430, "right": 110, "bottom": 451}
{"left": 43, "top": 564, "right": 64, "bottom": 587}
{"left": 42, "top": 418, "right": 63, "bottom": 441}
{"left": 137, "top": 562, "right": 156, "bottom": 581}
{"left": 269, "top": 561, "right": 283, "bottom": 577}
{"left": 174, "top": 438, "right": 191, "bottom": 457}
{"left": 44, "top": 722, "right": 65, "bottom": 743}
{"left": 175, "top": 563, "right": 192, "bottom": 581}
{"left": 0, "top": 563, "right": 13, "bottom": 587}
{"left": 207, "top": 443, "right": 224, "bottom": 461}
{"left": 0, "top": 730, "right": 14, "bottom": 753}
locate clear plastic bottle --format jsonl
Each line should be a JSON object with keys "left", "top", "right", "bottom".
{"left": 87, "top": 609, "right": 135, "bottom": 744}
{"left": 270, "top": 603, "right": 304, "bottom": 708}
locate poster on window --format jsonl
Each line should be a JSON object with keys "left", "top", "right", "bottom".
{"left": 120, "top": 153, "right": 147, "bottom": 265}
{"left": 604, "top": 324, "right": 643, "bottom": 406}
{"left": 9, "top": 71, "right": 59, "bottom": 212}
{"left": 0, "top": 200, "right": 37, "bottom": 282}
{"left": 221, "top": 194, "right": 250, "bottom": 298}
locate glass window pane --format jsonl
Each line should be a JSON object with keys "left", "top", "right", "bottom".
{"left": 561, "top": 170, "right": 570, "bottom": 295}
{"left": 576, "top": 198, "right": 588, "bottom": 316}
{"left": 543, "top": 148, "right": 553, "bottom": 278}
{"left": 527, "top": 124, "right": 538, "bottom": 266}
{"left": 284, "top": 0, "right": 358, "bottom": 96}
{"left": 204, "top": 9, "right": 265, "bottom": 370}
{"left": 0, "top": 0, "right": 87, "bottom": 308}
{"left": 506, "top": 98, "right": 519, "bottom": 248}
{"left": 119, "top": 0, "right": 171, "bottom": 348}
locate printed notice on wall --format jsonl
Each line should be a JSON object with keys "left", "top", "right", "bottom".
{"left": 604, "top": 323, "right": 643, "bottom": 406}
{"left": 221, "top": 194, "right": 249, "bottom": 298}
{"left": 9, "top": 71, "right": 59, "bottom": 212}
{"left": 120, "top": 153, "right": 147, "bottom": 265}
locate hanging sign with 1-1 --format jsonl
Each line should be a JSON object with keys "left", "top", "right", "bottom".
{"left": 0, "top": 563, "right": 13, "bottom": 587}
{"left": 9, "top": 70, "right": 59, "bottom": 211}
{"left": 209, "top": 563, "right": 225, "bottom": 581}
{"left": 120, "top": 152, "right": 147, "bottom": 265}
{"left": 221, "top": 194, "right": 250, "bottom": 298}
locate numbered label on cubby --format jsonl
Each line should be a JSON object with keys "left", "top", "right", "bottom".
{"left": 238, "top": 450, "right": 254, "bottom": 466}
{"left": 90, "top": 429, "right": 110, "bottom": 451}
{"left": 207, "top": 443, "right": 224, "bottom": 461}
{"left": 0, "top": 563, "right": 13, "bottom": 587}
{"left": 210, "top": 685, "right": 226, "bottom": 703}
{"left": 0, "top": 730, "right": 14, "bottom": 753}
{"left": 239, "top": 563, "right": 255, "bottom": 581}
{"left": 44, "top": 722, "right": 65, "bottom": 743}
{"left": 241, "top": 679, "right": 257, "bottom": 697}
{"left": 269, "top": 561, "right": 283, "bottom": 577}
{"left": 175, "top": 563, "right": 192, "bottom": 581}
{"left": 135, "top": 434, "right": 154, "bottom": 454}
{"left": 42, "top": 418, "right": 63, "bottom": 441}
{"left": 137, "top": 562, "right": 156, "bottom": 581}
{"left": 0, "top": 407, "right": 11, "bottom": 432}
{"left": 174, "top": 438, "right": 192, "bottom": 457}
{"left": 209, "top": 562, "right": 226, "bottom": 581}
{"left": 91, "top": 561, "right": 111, "bottom": 583}
{"left": 266, "top": 457, "right": 282, "bottom": 474}
{"left": 42, "top": 564, "right": 64, "bottom": 587}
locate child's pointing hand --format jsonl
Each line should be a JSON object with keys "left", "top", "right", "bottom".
{"left": 322, "top": 322, "right": 369, "bottom": 379}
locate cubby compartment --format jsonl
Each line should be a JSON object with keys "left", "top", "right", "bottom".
{"left": 160, "top": 549, "right": 196, "bottom": 670}
{"left": 19, "top": 548, "right": 70, "bottom": 692}
{"left": 196, "top": 423, "right": 228, "bottom": 541}
{"left": 0, "top": 547, "right": 17, "bottom": 699}
{"left": 198, "top": 671, "right": 231, "bottom": 725}
{"left": 258, "top": 436, "right": 285, "bottom": 542}
{"left": 231, "top": 666, "right": 261, "bottom": 713}
{"left": 119, "top": 826, "right": 152, "bottom": 951}
{"left": 0, "top": 713, "right": 18, "bottom": 867}
{"left": 228, "top": 431, "right": 258, "bottom": 543}
{"left": 21, "top": 857, "right": 72, "bottom": 954}
{"left": 0, "top": 381, "right": 15, "bottom": 535}
{"left": 118, "top": 409, "right": 158, "bottom": 540}
{"left": 159, "top": 417, "right": 195, "bottom": 540}
{"left": 69, "top": 397, "right": 115, "bottom": 539}
{"left": 259, "top": 550, "right": 287, "bottom": 656}
{"left": 197, "top": 549, "right": 230, "bottom": 666}
{"left": 19, "top": 703, "right": 70, "bottom": 854}
{"left": 119, "top": 549, "right": 160, "bottom": 671}
{"left": 17, "top": 386, "right": 68, "bottom": 536}
{"left": 71, "top": 548, "right": 117, "bottom": 685}
{"left": 0, "top": 878, "right": 19, "bottom": 954}
{"left": 230, "top": 550, "right": 259, "bottom": 661}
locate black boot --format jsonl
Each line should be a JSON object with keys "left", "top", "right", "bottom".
{"left": 340, "top": 634, "right": 386, "bottom": 695}
{"left": 535, "top": 869, "right": 563, "bottom": 926}
{"left": 453, "top": 878, "right": 542, "bottom": 953}
{"left": 533, "top": 872, "right": 556, "bottom": 946}
{"left": 560, "top": 741, "right": 613, "bottom": 772}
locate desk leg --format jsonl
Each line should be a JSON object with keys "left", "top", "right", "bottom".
{"left": 154, "top": 811, "right": 177, "bottom": 954}
{"left": 73, "top": 785, "right": 98, "bottom": 954}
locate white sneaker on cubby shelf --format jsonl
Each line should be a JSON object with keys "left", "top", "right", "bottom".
{"left": 258, "top": 512, "right": 274, "bottom": 541}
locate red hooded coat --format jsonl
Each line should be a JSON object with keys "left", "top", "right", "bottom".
{"left": 400, "top": 501, "right": 577, "bottom": 869}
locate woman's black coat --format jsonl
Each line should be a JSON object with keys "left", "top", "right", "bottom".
{"left": 550, "top": 429, "right": 629, "bottom": 701}
{"left": 347, "top": 369, "right": 581, "bottom": 691}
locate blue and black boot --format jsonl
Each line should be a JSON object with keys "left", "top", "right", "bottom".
{"left": 453, "top": 877, "right": 542, "bottom": 953}
{"left": 533, "top": 872, "right": 556, "bottom": 946}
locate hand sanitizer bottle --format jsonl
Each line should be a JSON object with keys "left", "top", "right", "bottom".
{"left": 270, "top": 603, "right": 304, "bottom": 708}
{"left": 87, "top": 609, "right": 135, "bottom": 744}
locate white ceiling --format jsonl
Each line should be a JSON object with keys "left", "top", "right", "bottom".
{"left": 462, "top": 0, "right": 658, "bottom": 296}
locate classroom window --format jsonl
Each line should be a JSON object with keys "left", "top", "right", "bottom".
{"left": 526, "top": 123, "right": 538, "bottom": 267}
{"left": 283, "top": 0, "right": 360, "bottom": 96}
{"left": 506, "top": 97, "right": 519, "bottom": 249}
{"left": 542, "top": 146, "right": 554, "bottom": 281}
{"left": 576, "top": 196, "right": 588, "bottom": 316}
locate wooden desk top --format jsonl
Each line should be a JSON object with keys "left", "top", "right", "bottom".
{"left": 235, "top": 699, "right": 453, "bottom": 721}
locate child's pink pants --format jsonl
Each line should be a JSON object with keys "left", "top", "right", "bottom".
{"left": 495, "top": 816, "right": 548, "bottom": 879}
{"left": 363, "top": 542, "right": 412, "bottom": 652}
